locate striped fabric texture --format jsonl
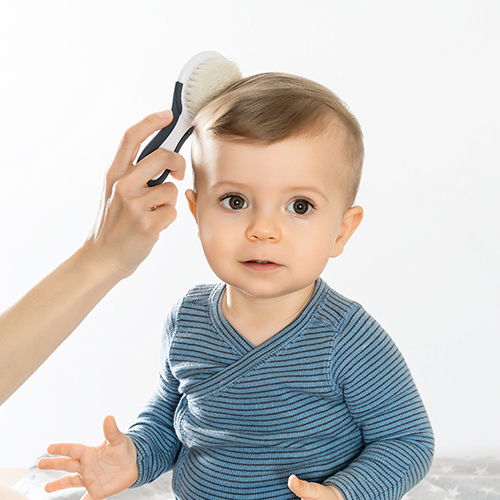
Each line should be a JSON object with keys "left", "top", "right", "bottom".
{"left": 127, "top": 278, "right": 434, "bottom": 499}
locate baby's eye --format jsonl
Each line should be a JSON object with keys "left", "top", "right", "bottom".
{"left": 220, "top": 194, "right": 248, "bottom": 210}
{"left": 287, "top": 198, "right": 314, "bottom": 215}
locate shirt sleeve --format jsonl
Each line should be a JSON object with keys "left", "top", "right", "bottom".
{"left": 324, "top": 304, "right": 434, "bottom": 500}
{"left": 126, "top": 299, "right": 183, "bottom": 487}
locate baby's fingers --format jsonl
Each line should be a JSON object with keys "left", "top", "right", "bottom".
{"left": 81, "top": 493, "right": 98, "bottom": 500}
{"left": 38, "top": 442, "right": 86, "bottom": 475}
{"left": 38, "top": 455, "right": 80, "bottom": 473}
{"left": 46, "top": 442, "right": 86, "bottom": 459}
{"left": 44, "top": 473, "right": 83, "bottom": 493}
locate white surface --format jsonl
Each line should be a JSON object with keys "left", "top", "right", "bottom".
{"left": 0, "top": 0, "right": 499, "bottom": 467}
{"left": 13, "top": 463, "right": 174, "bottom": 500}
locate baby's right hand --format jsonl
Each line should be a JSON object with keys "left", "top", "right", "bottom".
{"left": 38, "top": 415, "right": 138, "bottom": 500}
{"left": 84, "top": 110, "right": 186, "bottom": 280}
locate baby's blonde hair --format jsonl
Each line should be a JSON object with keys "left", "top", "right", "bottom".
{"left": 192, "top": 72, "right": 364, "bottom": 207}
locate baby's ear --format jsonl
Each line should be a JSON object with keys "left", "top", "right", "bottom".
{"left": 330, "top": 206, "right": 364, "bottom": 258}
{"left": 185, "top": 189, "right": 198, "bottom": 222}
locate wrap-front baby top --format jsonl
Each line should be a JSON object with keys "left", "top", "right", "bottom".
{"left": 127, "top": 279, "right": 434, "bottom": 500}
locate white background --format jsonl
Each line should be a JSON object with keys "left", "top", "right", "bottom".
{"left": 0, "top": 0, "right": 499, "bottom": 468}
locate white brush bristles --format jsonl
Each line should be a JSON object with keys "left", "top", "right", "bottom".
{"left": 184, "top": 57, "right": 242, "bottom": 118}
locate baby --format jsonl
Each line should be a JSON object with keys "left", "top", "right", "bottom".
{"left": 39, "top": 72, "right": 434, "bottom": 500}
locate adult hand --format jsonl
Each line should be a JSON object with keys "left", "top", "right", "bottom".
{"left": 38, "top": 416, "right": 138, "bottom": 500}
{"left": 0, "top": 110, "right": 185, "bottom": 405}
{"left": 288, "top": 474, "right": 344, "bottom": 500}
{"left": 86, "top": 109, "right": 186, "bottom": 279}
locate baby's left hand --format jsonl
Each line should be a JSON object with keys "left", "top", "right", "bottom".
{"left": 288, "top": 475, "right": 344, "bottom": 500}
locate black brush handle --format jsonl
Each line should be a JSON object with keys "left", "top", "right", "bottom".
{"left": 136, "top": 81, "right": 184, "bottom": 187}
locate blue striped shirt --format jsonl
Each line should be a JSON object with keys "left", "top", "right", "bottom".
{"left": 127, "top": 278, "right": 434, "bottom": 499}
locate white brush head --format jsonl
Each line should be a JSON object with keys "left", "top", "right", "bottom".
{"left": 180, "top": 51, "right": 242, "bottom": 118}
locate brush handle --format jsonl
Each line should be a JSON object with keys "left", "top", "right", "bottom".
{"left": 136, "top": 82, "right": 193, "bottom": 187}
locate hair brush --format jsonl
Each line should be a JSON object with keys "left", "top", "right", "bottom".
{"left": 137, "top": 51, "right": 242, "bottom": 186}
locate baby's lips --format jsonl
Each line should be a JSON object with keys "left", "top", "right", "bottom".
{"left": 240, "top": 260, "right": 283, "bottom": 271}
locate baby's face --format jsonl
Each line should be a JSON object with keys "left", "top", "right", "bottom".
{"left": 186, "top": 131, "right": 360, "bottom": 301}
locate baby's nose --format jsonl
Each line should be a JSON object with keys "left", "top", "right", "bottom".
{"left": 246, "top": 213, "right": 281, "bottom": 242}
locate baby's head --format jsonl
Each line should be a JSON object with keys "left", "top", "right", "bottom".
{"left": 191, "top": 72, "right": 364, "bottom": 210}
{"left": 185, "top": 72, "right": 365, "bottom": 299}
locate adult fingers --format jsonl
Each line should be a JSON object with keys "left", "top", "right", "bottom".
{"left": 113, "top": 110, "right": 174, "bottom": 173}
{"left": 151, "top": 202, "right": 178, "bottom": 231}
{"left": 131, "top": 147, "right": 186, "bottom": 187}
{"left": 111, "top": 149, "right": 185, "bottom": 203}
{"left": 145, "top": 181, "right": 179, "bottom": 211}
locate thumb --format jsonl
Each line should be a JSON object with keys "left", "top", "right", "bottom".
{"left": 102, "top": 415, "right": 125, "bottom": 446}
{"left": 288, "top": 475, "right": 321, "bottom": 500}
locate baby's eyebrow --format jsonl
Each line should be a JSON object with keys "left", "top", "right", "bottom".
{"left": 209, "top": 181, "right": 327, "bottom": 199}
{"left": 208, "top": 180, "right": 248, "bottom": 192}
{"left": 287, "top": 186, "right": 329, "bottom": 201}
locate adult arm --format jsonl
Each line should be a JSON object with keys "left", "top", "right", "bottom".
{"left": 0, "top": 110, "right": 186, "bottom": 405}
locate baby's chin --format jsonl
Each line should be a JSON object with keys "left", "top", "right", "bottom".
{"left": 223, "top": 279, "right": 317, "bottom": 303}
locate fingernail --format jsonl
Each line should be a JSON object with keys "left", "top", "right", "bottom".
{"left": 156, "top": 109, "right": 173, "bottom": 119}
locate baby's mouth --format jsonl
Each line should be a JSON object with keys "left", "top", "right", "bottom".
{"left": 241, "top": 260, "right": 282, "bottom": 272}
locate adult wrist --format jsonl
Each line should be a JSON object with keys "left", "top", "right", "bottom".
{"left": 77, "top": 239, "right": 130, "bottom": 284}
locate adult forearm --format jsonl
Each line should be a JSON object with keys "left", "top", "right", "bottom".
{"left": 0, "top": 246, "right": 121, "bottom": 404}
{"left": 0, "top": 110, "right": 185, "bottom": 405}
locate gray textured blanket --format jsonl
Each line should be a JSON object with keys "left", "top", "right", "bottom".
{"left": 14, "top": 456, "right": 500, "bottom": 499}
